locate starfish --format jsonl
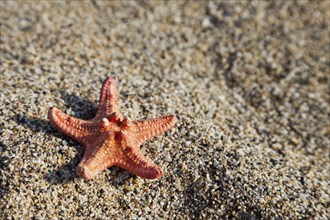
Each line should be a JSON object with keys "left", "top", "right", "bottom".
{"left": 48, "top": 77, "right": 177, "bottom": 180}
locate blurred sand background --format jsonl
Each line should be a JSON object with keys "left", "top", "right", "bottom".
{"left": 0, "top": 1, "right": 329, "bottom": 219}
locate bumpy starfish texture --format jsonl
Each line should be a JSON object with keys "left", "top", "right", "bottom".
{"left": 48, "top": 77, "right": 177, "bottom": 180}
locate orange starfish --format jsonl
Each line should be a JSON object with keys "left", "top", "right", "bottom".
{"left": 48, "top": 77, "right": 177, "bottom": 180}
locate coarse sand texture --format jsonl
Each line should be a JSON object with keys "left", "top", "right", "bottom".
{"left": 0, "top": 1, "right": 329, "bottom": 219}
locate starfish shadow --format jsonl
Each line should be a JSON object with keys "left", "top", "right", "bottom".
{"left": 14, "top": 89, "right": 97, "bottom": 134}
{"left": 58, "top": 90, "right": 97, "bottom": 120}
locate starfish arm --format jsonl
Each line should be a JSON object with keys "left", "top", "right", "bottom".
{"left": 48, "top": 107, "right": 100, "bottom": 146}
{"left": 132, "top": 115, "right": 177, "bottom": 146}
{"left": 75, "top": 131, "right": 115, "bottom": 179}
{"left": 95, "top": 77, "right": 120, "bottom": 119}
{"left": 117, "top": 147, "right": 163, "bottom": 179}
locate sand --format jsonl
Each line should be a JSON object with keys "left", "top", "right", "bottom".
{"left": 0, "top": 1, "right": 329, "bottom": 219}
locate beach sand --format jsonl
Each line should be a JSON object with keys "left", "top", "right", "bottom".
{"left": 0, "top": 1, "right": 329, "bottom": 219}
